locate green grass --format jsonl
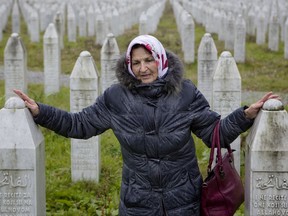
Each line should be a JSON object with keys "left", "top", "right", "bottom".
{"left": 0, "top": 1, "right": 287, "bottom": 215}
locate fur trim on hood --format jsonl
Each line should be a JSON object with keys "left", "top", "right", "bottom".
{"left": 115, "top": 50, "right": 184, "bottom": 94}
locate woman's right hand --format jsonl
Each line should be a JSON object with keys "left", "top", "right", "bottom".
{"left": 13, "top": 89, "right": 40, "bottom": 117}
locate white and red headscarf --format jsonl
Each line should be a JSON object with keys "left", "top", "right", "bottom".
{"left": 126, "top": 35, "right": 169, "bottom": 78}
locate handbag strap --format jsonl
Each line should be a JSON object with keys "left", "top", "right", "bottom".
{"left": 207, "top": 121, "right": 233, "bottom": 174}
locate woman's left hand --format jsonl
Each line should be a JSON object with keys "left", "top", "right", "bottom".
{"left": 244, "top": 92, "right": 281, "bottom": 119}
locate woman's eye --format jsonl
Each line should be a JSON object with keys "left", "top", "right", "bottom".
{"left": 132, "top": 62, "right": 139, "bottom": 66}
{"left": 146, "top": 58, "right": 154, "bottom": 62}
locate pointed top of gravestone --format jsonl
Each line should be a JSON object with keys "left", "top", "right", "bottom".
{"left": 262, "top": 99, "right": 284, "bottom": 111}
{"left": 101, "top": 33, "right": 120, "bottom": 54}
{"left": 44, "top": 23, "right": 58, "bottom": 39}
{"left": 213, "top": 51, "right": 241, "bottom": 81}
{"left": 204, "top": 33, "right": 211, "bottom": 37}
{"left": 5, "top": 32, "right": 26, "bottom": 54}
{"left": 80, "top": 51, "right": 91, "bottom": 57}
{"left": 107, "top": 33, "right": 114, "bottom": 38}
{"left": 4, "top": 97, "right": 25, "bottom": 109}
{"left": 11, "top": 32, "right": 19, "bottom": 38}
{"left": 198, "top": 33, "right": 217, "bottom": 60}
{"left": 220, "top": 51, "right": 232, "bottom": 58}
{"left": 70, "top": 51, "right": 98, "bottom": 80}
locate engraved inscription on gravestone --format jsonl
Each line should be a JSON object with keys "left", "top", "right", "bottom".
{"left": 71, "top": 91, "right": 94, "bottom": 112}
{"left": 252, "top": 172, "right": 288, "bottom": 216}
{"left": 212, "top": 91, "right": 241, "bottom": 117}
{"left": 71, "top": 140, "right": 99, "bottom": 171}
{"left": 0, "top": 171, "right": 34, "bottom": 215}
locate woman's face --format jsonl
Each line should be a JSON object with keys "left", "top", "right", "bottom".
{"left": 131, "top": 46, "right": 158, "bottom": 83}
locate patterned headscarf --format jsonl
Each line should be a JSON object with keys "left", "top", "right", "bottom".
{"left": 126, "top": 35, "right": 169, "bottom": 78}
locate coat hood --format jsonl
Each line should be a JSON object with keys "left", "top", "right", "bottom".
{"left": 115, "top": 50, "right": 184, "bottom": 94}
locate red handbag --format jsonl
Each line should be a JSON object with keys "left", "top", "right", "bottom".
{"left": 201, "top": 121, "right": 244, "bottom": 216}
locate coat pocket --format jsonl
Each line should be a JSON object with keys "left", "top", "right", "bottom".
{"left": 123, "top": 172, "right": 153, "bottom": 208}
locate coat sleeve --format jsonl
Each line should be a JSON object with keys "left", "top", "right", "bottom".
{"left": 219, "top": 106, "right": 254, "bottom": 147}
{"left": 33, "top": 93, "right": 111, "bottom": 139}
{"left": 188, "top": 83, "right": 254, "bottom": 148}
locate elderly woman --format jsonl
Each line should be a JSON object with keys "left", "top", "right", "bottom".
{"left": 14, "top": 35, "right": 279, "bottom": 216}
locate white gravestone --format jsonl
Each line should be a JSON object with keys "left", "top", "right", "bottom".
{"left": 224, "top": 12, "right": 235, "bottom": 50}
{"left": 104, "top": 7, "right": 113, "bottom": 34}
{"left": 182, "top": 12, "right": 195, "bottom": 64}
{"left": 100, "top": 33, "right": 120, "bottom": 93}
{"left": 218, "top": 10, "right": 226, "bottom": 41}
{"left": 279, "top": 7, "right": 287, "bottom": 42}
{"left": 212, "top": 51, "right": 242, "bottom": 174}
{"left": 0, "top": 5, "right": 8, "bottom": 41}
{"left": 0, "top": 97, "right": 46, "bottom": 216}
{"left": 54, "top": 11, "right": 64, "bottom": 50}
{"left": 245, "top": 99, "right": 288, "bottom": 216}
{"left": 70, "top": 51, "right": 101, "bottom": 182}
{"left": 87, "top": 5, "right": 95, "bottom": 37}
{"left": 170, "top": 0, "right": 183, "bottom": 33}
{"left": 4, "top": 33, "right": 27, "bottom": 101}
{"left": 12, "top": 1, "right": 20, "bottom": 34}
{"left": 144, "top": 1, "right": 165, "bottom": 34}
{"left": 268, "top": 13, "right": 280, "bottom": 52}
{"left": 67, "top": 4, "right": 76, "bottom": 42}
{"left": 197, "top": 33, "right": 218, "bottom": 105}
{"left": 234, "top": 14, "right": 246, "bottom": 63}
{"left": 78, "top": 8, "right": 87, "bottom": 37}
{"left": 43, "top": 23, "right": 60, "bottom": 95}
{"left": 116, "top": 7, "right": 124, "bottom": 35}
{"left": 29, "top": 11, "right": 40, "bottom": 42}
{"left": 284, "top": 18, "right": 288, "bottom": 59}
{"left": 256, "top": 10, "right": 267, "bottom": 45}
{"left": 139, "top": 13, "right": 148, "bottom": 35}
{"left": 213, "top": 9, "right": 221, "bottom": 36}
{"left": 39, "top": 6, "right": 47, "bottom": 31}
{"left": 95, "top": 12, "right": 106, "bottom": 46}
{"left": 111, "top": 8, "right": 120, "bottom": 36}
{"left": 247, "top": 6, "right": 256, "bottom": 36}
{"left": 204, "top": 7, "right": 213, "bottom": 34}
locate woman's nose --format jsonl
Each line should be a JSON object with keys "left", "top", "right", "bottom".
{"left": 139, "top": 61, "right": 148, "bottom": 72}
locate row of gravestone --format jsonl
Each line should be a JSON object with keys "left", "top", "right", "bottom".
{"left": 2, "top": 27, "right": 288, "bottom": 215}
{"left": 181, "top": 0, "right": 288, "bottom": 60}
{"left": 3, "top": 28, "right": 119, "bottom": 100}
{"left": 6, "top": 0, "right": 161, "bottom": 45}
{"left": 3, "top": 0, "right": 288, "bottom": 68}
{"left": 4, "top": 0, "right": 288, "bottom": 70}
{"left": 171, "top": 0, "right": 250, "bottom": 64}
{"left": 4, "top": 0, "right": 241, "bottom": 64}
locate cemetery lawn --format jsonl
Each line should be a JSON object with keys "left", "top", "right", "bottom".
{"left": 0, "top": 2, "right": 287, "bottom": 216}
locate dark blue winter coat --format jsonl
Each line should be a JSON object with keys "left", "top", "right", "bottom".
{"left": 34, "top": 51, "right": 253, "bottom": 216}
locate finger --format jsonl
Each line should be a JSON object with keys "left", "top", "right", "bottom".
{"left": 268, "top": 94, "right": 281, "bottom": 100}
{"left": 13, "top": 89, "right": 28, "bottom": 100}
{"left": 253, "top": 101, "right": 264, "bottom": 109}
{"left": 13, "top": 89, "right": 22, "bottom": 97}
{"left": 13, "top": 89, "right": 34, "bottom": 104}
{"left": 258, "top": 92, "right": 273, "bottom": 103}
{"left": 24, "top": 101, "right": 34, "bottom": 109}
{"left": 25, "top": 101, "right": 37, "bottom": 110}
